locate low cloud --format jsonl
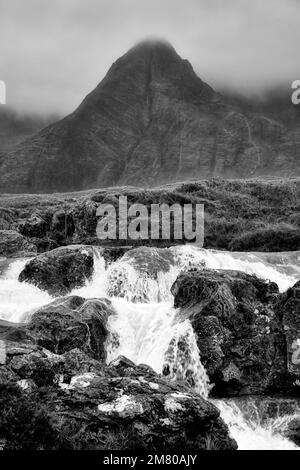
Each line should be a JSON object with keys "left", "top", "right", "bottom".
{"left": 0, "top": 0, "right": 299, "bottom": 115}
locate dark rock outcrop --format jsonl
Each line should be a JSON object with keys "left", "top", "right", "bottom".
{"left": 19, "top": 245, "right": 94, "bottom": 295}
{"left": 171, "top": 269, "right": 297, "bottom": 396}
{"left": 0, "top": 40, "right": 299, "bottom": 194}
{"left": 0, "top": 354, "right": 237, "bottom": 450}
{"left": 0, "top": 230, "right": 36, "bottom": 257}
{"left": 0, "top": 295, "right": 113, "bottom": 386}
{"left": 276, "top": 281, "right": 300, "bottom": 379}
{"left": 24, "top": 296, "right": 112, "bottom": 360}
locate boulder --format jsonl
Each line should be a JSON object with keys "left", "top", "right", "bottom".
{"left": 18, "top": 245, "right": 94, "bottom": 295}
{"left": 0, "top": 230, "right": 36, "bottom": 257}
{"left": 284, "top": 417, "right": 300, "bottom": 447}
{"left": 0, "top": 340, "right": 105, "bottom": 389}
{"left": 276, "top": 281, "right": 300, "bottom": 380}
{"left": 18, "top": 212, "right": 49, "bottom": 239}
{"left": 171, "top": 269, "right": 294, "bottom": 396}
{"left": 0, "top": 357, "right": 237, "bottom": 450}
{"left": 0, "top": 340, "right": 65, "bottom": 387}
{"left": 122, "top": 246, "right": 175, "bottom": 278}
{"left": 24, "top": 296, "right": 113, "bottom": 360}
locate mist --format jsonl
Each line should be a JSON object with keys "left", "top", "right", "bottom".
{"left": 0, "top": 0, "right": 299, "bottom": 116}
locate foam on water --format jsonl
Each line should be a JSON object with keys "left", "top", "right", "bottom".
{"left": 0, "top": 246, "right": 299, "bottom": 449}
{"left": 172, "top": 245, "right": 298, "bottom": 292}
{"left": 214, "top": 400, "right": 299, "bottom": 450}
{"left": 0, "top": 259, "right": 52, "bottom": 322}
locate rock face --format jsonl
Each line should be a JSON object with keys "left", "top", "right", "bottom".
{"left": 0, "top": 289, "right": 236, "bottom": 450}
{"left": 24, "top": 296, "right": 112, "bottom": 360}
{"left": 171, "top": 269, "right": 298, "bottom": 396}
{"left": 0, "top": 230, "right": 36, "bottom": 257}
{"left": 276, "top": 281, "right": 300, "bottom": 379}
{"left": 19, "top": 245, "right": 94, "bottom": 295}
{"left": 0, "top": 295, "right": 112, "bottom": 386}
{"left": 0, "top": 40, "right": 299, "bottom": 194}
{"left": 0, "top": 352, "right": 236, "bottom": 450}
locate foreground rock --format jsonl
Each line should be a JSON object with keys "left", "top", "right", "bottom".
{"left": 0, "top": 354, "right": 237, "bottom": 450}
{"left": 24, "top": 296, "right": 112, "bottom": 360}
{"left": 0, "top": 296, "right": 113, "bottom": 382}
{"left": 0, "top": 230, "right": 36, "bottom": 257}
{"left": 171, "top": 269, "right": 299, "bottom": 396}
{"left": 19, "top": 245, "right": 94, "bottom": 295}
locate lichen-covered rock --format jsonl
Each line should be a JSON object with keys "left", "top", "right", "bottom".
{"left": 0, "top": 357, "right": 237, "bottom": 450}
{"left": 0, "top": 230, "right": 36, "bottom": 257}
{"left": 0, "top": 341, "right": 65, "bottom": 387}
{"left": 171, "top": 269, "right": 294, "bottom": 396}
{"left": 18, "top": 245, "right": 94, "bottom": 295}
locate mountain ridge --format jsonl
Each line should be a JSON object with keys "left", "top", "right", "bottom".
{"left": 0, "top": 40, "right": 299, "bottom": 193}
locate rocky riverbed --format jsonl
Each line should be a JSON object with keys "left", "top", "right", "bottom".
{"left": 0, "top": 244, "right": 299, "bottom": 449}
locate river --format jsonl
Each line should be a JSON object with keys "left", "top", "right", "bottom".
{"left": 0, "top": 245, "right": 299, "bottom": 450}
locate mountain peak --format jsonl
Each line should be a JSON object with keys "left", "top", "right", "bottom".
{"left": 131, "top": 38, "right": 176, "bottom": 53}
{"left": 0, "top": 40, "right": 298, "bottom": 194}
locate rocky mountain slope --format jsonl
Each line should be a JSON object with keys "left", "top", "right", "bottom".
{"left": 0, "top": 108, "right": 57, "bottom": 152}
{"left": 0, "top": 40, "right": 299, "bottom": 193}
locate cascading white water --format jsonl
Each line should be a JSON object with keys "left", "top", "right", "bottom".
{"left": 0, "top": 245, "right": 299, "bottom": 449}
{"left": 214, "top": 400, "right": 299, "bottom": 450}
{"left": 0, "top": 258, "right": 52, "bottom": 322}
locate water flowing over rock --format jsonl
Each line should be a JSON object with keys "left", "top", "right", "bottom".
{"left": 171, "top": 268, "right": 298, "bottom": 396}
{"left": 0, "top": 246, "right": 300, "bottom": 449}
{"left": 19, "top": 245, "right": 94, "bottom": 295}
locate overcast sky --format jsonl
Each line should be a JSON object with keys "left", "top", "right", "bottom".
{"left": 0, "top": 0, "right": 299, "bottom": 115}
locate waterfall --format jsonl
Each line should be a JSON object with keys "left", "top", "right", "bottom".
{"left": 0, "top": 245, "right": 299, "bottom": 449}
{"left": 0, "top": 258, "right": 52, "bottom": 322}
{"left": 214, "top": 400, "right": 299, "bottom": 450}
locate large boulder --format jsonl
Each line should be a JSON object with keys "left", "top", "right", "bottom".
{"left": 0, "top": 230, "right": 36, "bottom": 257}
{"left": 24, "top": 296, "right": 112, "bottom": 360}
{"left": 122, "top": 246, "right": 175, "bottom": 277}
{"left": 0, "top": 295, "right": 113, "bottom": 387}
{"left": 18, "top": 245, "right": 94, "bottom": 295}
{"left": 171, "top": 269, "right": 295, "bottom": 396}
{"left": 275, "top": 281, "right": 300, "bottom": 380}
{"left": 0, "top": 357, "right": 237, "bottom": 450}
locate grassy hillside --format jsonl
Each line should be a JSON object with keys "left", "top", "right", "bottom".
{"left": 0, "top": 177, "right": 299, "bottom": 252}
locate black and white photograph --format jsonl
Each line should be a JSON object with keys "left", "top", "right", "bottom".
{"left": 0, "top": 0, "right": 300, "bottom": 456}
